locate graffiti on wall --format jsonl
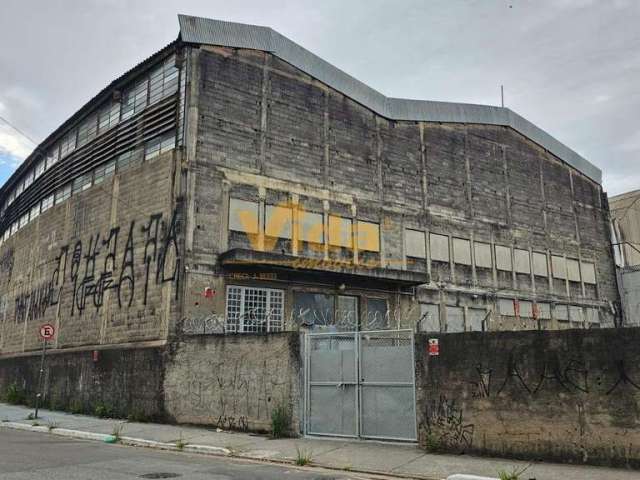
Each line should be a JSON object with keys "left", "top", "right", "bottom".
{"left": 12, "top": 209, "right": 180, "bottom": 324}
{"left": 164, "top": 345, "right": 291, "bottom": 430}
{"left": 422, "top": 395, "right": 474, "bottom": 450}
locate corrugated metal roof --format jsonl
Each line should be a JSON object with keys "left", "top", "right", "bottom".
{"left": 179, "top": 14, "right": 602, "bottom": 184}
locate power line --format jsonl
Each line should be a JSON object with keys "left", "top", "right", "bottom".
{"left": 0, "top": 114, "right": 38, "bottom": 146}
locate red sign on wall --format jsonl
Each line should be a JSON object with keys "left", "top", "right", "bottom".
{"left": 39, "top": 323, "right": 55, "bottom": 340}
{"left": 428, "top": 338, "right": 440, "bottom": 356}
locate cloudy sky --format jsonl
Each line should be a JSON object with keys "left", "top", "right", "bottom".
{"left": 0, "top": 0, "right": 638, "bottom": 195}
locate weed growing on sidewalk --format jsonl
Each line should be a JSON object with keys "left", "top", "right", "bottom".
{"left": 5, "top": 383, "right": 26, "bottom": 405}
{"left": 46, "top": 420, "right": 59, "bottom": 432}
{"left": 295, "top": 446, "right": 313, "bottom": 466}
{"left": 111, "top": 422, "right": 125, "bottom": 442}
{"left": 270, "top": 405, "right": 291, "bottom": 438}
{"left": 26, "top": 413, "right": 35, "bottom": 420}
{"left": 498, "top": 464, "right": 531, "bottom": 480}
{"left": 424, "top": 432, "right": 443, "bottom": 452}
{"left": 175, "top": 432, "right": 188, "bottom": 451}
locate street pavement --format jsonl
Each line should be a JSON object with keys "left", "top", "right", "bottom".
{"left": 0, "top": 428, "right": 366, "bottom": 480}
{"left": 1, "top": 403, "right": 639, "bottom": 480}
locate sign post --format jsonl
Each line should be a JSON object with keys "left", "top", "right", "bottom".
{"left": 34, "top": 324, "right": 55, "bottom": 419}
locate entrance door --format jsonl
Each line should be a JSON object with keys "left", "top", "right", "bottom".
{"left": 305, "top": 329, "right": 417, "bottom": 441}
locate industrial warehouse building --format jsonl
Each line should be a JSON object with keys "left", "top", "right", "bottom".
{"left": 0, "top": 15, "right": 633, "bottom": 464}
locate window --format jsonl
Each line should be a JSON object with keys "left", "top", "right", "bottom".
{"left": 19, "top": 213, "right": 28, "bottom": 229}
{"left": 149, "top": 56, "right": 179, "bottom": 104}
{"left": 474, "top": 242, "right": 492, "bottom": 269}
{"left": 46, "top": 145, "right": 60, "bottom": 169}
{"left": 429, "top": 233, "right": 449, "bottom": 262}
{"left": 121, "top": 78, "right": 148, "bottom": 121}
{"left": 567, "top": 258, "right": 581, "bottom": 282}
{"left": 519, "top": 301, "right": 533, "bottom": 318}
{"left": 77, "top": 114, "right": 97, "bottom": 147}
{"left": 93, "top": 160, "right": 116, "bottom": 185}
{"left": 265, "top": 205, "right": 292, "bottom": 239}
{"left": 495, "top": 245, "right": 512, "bottom": 271}
{"left": 293, "top": 292, "right": 335, "bottom": 328}
{"left": 23, "top": 169, "right": 34, "bottom": 190}
{"left": 229, "top": 198, "right": 259, "bottom": 234}
{"left": 60, "top": 130, "right": 77, "bottom": 158}
{"left": 144, "top": 132, "right": 175, "bottom": 160}
{"left": 299, "top": 211, "right": 324, "bottom": 243}
{"left": 225, "top": 286, "right": 284, "bottom": 333}
{"left": 34, "top": 159, "right": 45, "bottom": 179}
{"left": 453, "top": 238, "right": 471, "bottom": 265}
{"left": 536, "top": 303, "right": 551, "bottom": 320}
{"left": 581, "top": 262, "right": 596, "bottom": 284}
{"left": 29, "top": 204, "right": 40, "bottom": 221}
{"left": 406, "top": 229, "right": 426, "bottom": 259}
{"left": 98, "top": 101, "right": 120, "bottom": 133}
{"left": 446, "top": 306, "right": 464, "bottom": 332}
{"left": 467, "top": 308, "right": 486, "bottom": 332}
{"left": 117, "top": 149, "right": 136, "bottom": 171}
{"left": 532, "top": 252, "right": 548, "bottom": 277}
{"left": 328, "top": 215, "right": 352, "bottom": 248}
{"left": 499, "top": 298, "right": 515, "bottom": 316}
{"left": 585, "top": 307, "right": 599, "bottom": 323}
{"left": 514, "top": 249, "right": 531, "bottom": 274}
{"left": 551, "top": 255, "right": 566, "bottom": 279}
{"left": 55, "top": 184, "right": 71, "bottom": 205}
{"left": 419, "top": 304, "right": 440, "bottom": 332}
{"left": 554, "top": 304, "right": 569, "bottom": 321}
{"left": 365, "top": 297, "right": 388, "bottom": 330}
{"left": 569, "top": 306, "right": 583, "bottom": 323}
{"left": 357, "top": 221, "right": 380, "bottom": 252}
{"left": 41, "top": 194, "right": 54, "bottom": 212}
{"left": 336, "top": 295, "right": 358, "bottom": 330}
{"left": 72, "top": 173, "right": 92, "bottom": 194}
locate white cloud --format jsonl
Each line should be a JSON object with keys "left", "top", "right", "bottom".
{"left": 0, "top": 124, "right": 33, "bottom": 166}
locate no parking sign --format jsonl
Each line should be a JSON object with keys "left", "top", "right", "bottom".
{"left": 428, "top": 338, "right": 439, "bottom": 356}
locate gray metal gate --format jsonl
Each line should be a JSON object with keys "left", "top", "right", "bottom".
{"left": 304, "top": 330, "right": 417, "bottom": 442}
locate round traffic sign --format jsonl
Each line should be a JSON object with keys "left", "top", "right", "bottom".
{"left": 39, "top": 323, "right": 55, "bottom": 340}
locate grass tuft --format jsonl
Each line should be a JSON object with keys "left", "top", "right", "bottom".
{"left": 295, "top": 446, "right": 313, "bottom": 466}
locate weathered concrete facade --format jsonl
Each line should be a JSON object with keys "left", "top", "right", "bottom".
{"left": 0, "top": 14, "right": 626, "bottom": 466}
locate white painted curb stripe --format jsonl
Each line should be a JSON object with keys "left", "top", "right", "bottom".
{"left": 1, "top": 422, "right": 231, "bottom": 457}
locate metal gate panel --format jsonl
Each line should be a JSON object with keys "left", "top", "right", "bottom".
{"left": 359, "top": 330, "right": 416, "bottom": 441}
{"left": 305, "top": 329, "right": 416, "bottom": 442}
{"left": 306, "top": 333, "right": 358, "bottom": 437}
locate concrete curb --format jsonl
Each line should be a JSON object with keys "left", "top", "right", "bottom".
{"left": 0, "top": 421, "right": 434, "bottom": 479}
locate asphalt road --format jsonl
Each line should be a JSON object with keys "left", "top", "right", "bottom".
{"left": 0, "top": 429, "right": 362, "bottom": 480}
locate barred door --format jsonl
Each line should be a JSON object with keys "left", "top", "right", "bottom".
{"left": 305, "top": 330, "right": 416, "bottom": 441}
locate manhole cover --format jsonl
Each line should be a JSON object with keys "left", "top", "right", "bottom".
{"left": 139, "top": 474, "right": 181, "bottom": 479}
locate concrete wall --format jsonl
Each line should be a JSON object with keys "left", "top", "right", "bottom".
{"left": 610, "top": 190, "right": 640, "bottom": 267}
{"left": 0, "top": 152, "right": 181, "bottom": 357}
{"left": 0, "top": 345, "right": 165, "bottom": 418}
{"left": 415, "top": 329, "right": 640, "bottom": 467}
{"left": 620, "top": 267, "right": 640, "bottom": 325}
{"left": 183, "top": 44, "right": 618, "bottom": 333}
{"left": 164, "top": 332, "right": 301, "bottom": 433}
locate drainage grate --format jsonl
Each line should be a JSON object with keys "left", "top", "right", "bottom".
{"left": 139, "top": 474, "right": 181, "bottom": 479}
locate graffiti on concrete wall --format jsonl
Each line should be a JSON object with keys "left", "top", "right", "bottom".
{"left": 422, "top": 395, "right": 474, "bottom": 450}
{"left": 12, "top": 209, "right": 180, "bottom": 324}
{"left": 164, "top": 343, "right": 292, "bottom": 430}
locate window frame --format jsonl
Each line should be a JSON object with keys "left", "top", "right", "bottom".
{"left": 225, "top": 285, "right": 285, "bottom": 333}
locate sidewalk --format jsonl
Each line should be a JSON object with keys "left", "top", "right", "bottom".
{"left": 0, "top": 403, "right": 637, "bottom": 480}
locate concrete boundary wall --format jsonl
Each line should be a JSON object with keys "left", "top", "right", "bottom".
{"left": 164, "top": 332, "right": 301, "bottom": 433}
{"left": 415, "top": 328, "right": 640, "bottom": 468}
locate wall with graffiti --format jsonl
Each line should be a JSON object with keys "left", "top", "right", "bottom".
{"left": 415, "top": 328, "right": 640, "bottom": 467}
{"left": 164, "top": 332, "right": 301, "bottom": 433}
{"left": 0, "top": 153, "right": 181, "bottom": 356}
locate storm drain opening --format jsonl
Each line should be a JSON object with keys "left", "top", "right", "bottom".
{"left": 139, "top": 474, "right": 182, "bottom": 479}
